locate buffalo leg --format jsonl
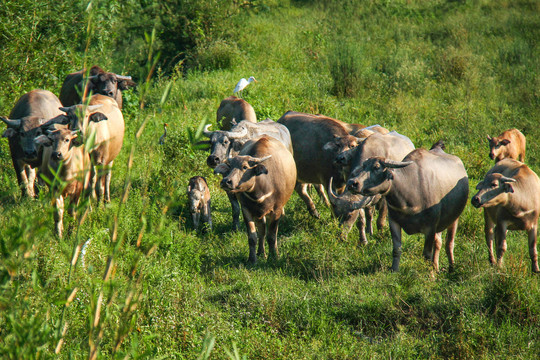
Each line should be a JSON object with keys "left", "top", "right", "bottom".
{"left": 267, "top": 212, "right": 281, "bottom": 259}
{"left": 55, "top": 195, "right": 65, "bottom": 238}
{"left": 205, "top": 200, "right": 213, "bottom": 231}
{"left": 256, "top": 217, "right": 267, "bottom": 259}
{"left": 495, "top": 222, "right": 508, "bottom": 267}
{"left": 484, "top": 211, "right": 496, "bottom": 265}
{"left": 242, "top": 209, "right": 258, "bottom": 264}
{"left": 227, "top": 192, "right": 241, "bottom": 231}
{"left": 389, "top": 219, "right": 403, "bottom": 272}
{"left": 295, "top": 183, "right": 320, "bottom": 218}
{"left": 90, "top": 165, "right": 98, "bottom": 200}
{"left": 445, "top": 219, "right": 458, "bottom": 272}
{"left": 26, "top": 166, "right": 37, "bottom": 198}
{"left": 355, "top": 209, "right": 368, "bottom": 246}
{"left": 376, "top": 199, "right": 387, "bottom": 232}
{"left": 365, "top": 206, "right": 374, "bottom": 236}
{"left": 527, "top": 225, "right": 539, "bottom": 273}
{"left": 314, "top": 184, "right": 330, "bottom": 207}
{"left": 104, "top": 162, "right": 113, "bottom": 203}
{"left": 431, "top": 232, "right": 443, "bottom": 272}
{"left": 423, "top": 231, "right": 436, "bottom": 261}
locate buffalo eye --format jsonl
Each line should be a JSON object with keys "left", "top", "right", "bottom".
{"left": 373, "top": 163, "right": 380, "bottom": 170}
{"left": 223, "top": 139, "right": 229, "bottom": 145}
{"left": 243, "top": 165, "right": 248, "bottom": 170}
{"left": 491, "top": 181, "right": 498, "bottom": 188}
{"left": 65, "top": 138, "right": 70, "bottom": 143}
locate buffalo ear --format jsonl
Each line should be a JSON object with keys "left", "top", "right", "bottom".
{"left": 34, "top": 135, "right": 52, "bottom": 146}
{"left": 500, "top": 139, "right": 511, "bottom": 146}
{"left": 255, "top": 164, "right": 268, "bottom": 176}
{"left": 89, "top": 112, "right": 108, "bottom": 122}
{"left": 214, "top": 163, "right": 230, "bottom": 176}
{"left": 2, "top": 128, "right": 17, "bottom": 138}
{"left": 232, "top": 140, "right": 245, "bottom": 152}
{"left": 118, "top": 79, "right": 136, "bottom": 90}
{"left": 323, "top": 141, "right": 337, "bottom": 152}
{"left": 504, "top": 182, "right": 514, "bottom": 193}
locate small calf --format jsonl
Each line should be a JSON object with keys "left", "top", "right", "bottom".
{"left": 471, "top": 158, "right": 540, "bottom": 273}
{"left": 187, "top": 176, "right": 212, "bottom": 231}
{"left": 487, "top": 128, "right": 526, "bottom": 163}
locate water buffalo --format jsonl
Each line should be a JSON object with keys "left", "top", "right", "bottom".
{"left": 203, "top": 118, "right": 292, "bottom": 230}
{"left": 471, "top": 158, "right": 540, "bottom": 273}
{"left": 59, "top": 94, "right": 125, "bottom": 202}
{"left": 216, "top": 96, "right": 257, "bottom": 131}
{"left": 277, "top": 111, "right": 360, "bottom": 218}
{"left": 214, "top": 136, "right": 296, "bottom": 263}
{"left": 1, "top": 89, "right": 64, "bottom": 197}
{"left": 187, "top": 176, "right": 212, "bottom": 231}
{"left": 59, "top": 65, "right": 136, "bottom": 109}
{"left": 35, "top": 129, "right": 91, "bottom": 238}
{"left": 487, "top": 128, "right": 526, "bottom": 163}
{"left": 347, "top": 142, "right": 469, "bottom": 272}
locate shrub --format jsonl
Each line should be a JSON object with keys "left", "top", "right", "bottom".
{"left": 328, "top": 42, "right": 363, "bottom": 98}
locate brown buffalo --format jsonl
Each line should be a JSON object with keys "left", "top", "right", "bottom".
{"left": 59, "top": 65, "right": 136, "bottom": 109}
{"left": 347, "top": 141, "right": 469, "bottom": 272}
{"left": 214, "top": 136, "right": 296, "bottom": 263}
{"left": 1, "top": 89, "right": 64, "bottom": 197}
{"left": 487, "top": 128, "right": 526, "bottom": 163}
{"left": 35, "top": 129, "right": 91, "bottom": 238}
{"left": 216, "top": 96, "right": 257, "bottom": 131}
{"left": 59, "top": 94, "right": 125, "bottom": 202}
{"left": 277, "top": 111, "right": 360, "bottom": 218}
{"left": 471, "top": 158, "right": 540, "bottom": 273}
{"left": 187, "top": 176, "right": 212, "bottom": 231}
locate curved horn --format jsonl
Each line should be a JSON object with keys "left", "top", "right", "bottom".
{"left": 350, "top": 196, "right": 375, "bottom": 210}
{"left": 59, "top": 106, "right": 75, "bottom": 113}
{"left": 499, "top": 176, "right": 517, "bottom": 183}
{"left": 327, "top": 177, "right": 338, "bottom": 206}
{"left": 381, "top": 159, "right": 413, "bottom": 168}
{"left": 0, "top": 116, "right": 21, "bottom": 128}
{"left": 88, "top": 75, "right": 99, "bottom": 80}
{"left": 115, "top": 75, "right": 132, "bottom": 81}
{"left": 249, "top": 155, "right": 272, "bottom": 164}
{"left": 224, "top": 126, "right": 248, "bottom": 139}
{"left": 203, "top": 124, "right": 213, "bottom": 137}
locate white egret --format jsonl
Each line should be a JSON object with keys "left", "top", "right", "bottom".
{"left": 233, "top": 76, "right": 257, "bottom": 97}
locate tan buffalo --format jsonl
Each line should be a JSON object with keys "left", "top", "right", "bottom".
{"left": 216, "top": 96, "right": 257, "bottom": 131}
{"left": 187, "top": 176, "right": 212, "bottom": 231}
{"left": 487, "top": 128, "right": 526, "bottom": 163}
{"left": 35, "top": 129, "right": 91, "bottom": 238}
{"left": 59, "top": 94, "right": 125, "bottom": 202}
{"left": 214, "top": 136, "right": 296, "bottom": 263}
{"left": 471, "top": 158, "right": 540, "bottom": 273}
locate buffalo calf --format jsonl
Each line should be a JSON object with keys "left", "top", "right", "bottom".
{"left": 187, "top": 176, "right": 212, "bottom": 231}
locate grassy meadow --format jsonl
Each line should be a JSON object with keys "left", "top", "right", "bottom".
{"left": 0, "top": 0, "right": 539, "bottom": 358}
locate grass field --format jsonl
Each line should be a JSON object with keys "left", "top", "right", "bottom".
{"left": 0, "top": 0, "right": 539, "bottom": 358}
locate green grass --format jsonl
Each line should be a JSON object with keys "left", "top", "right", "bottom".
{"left": 1, "top": 0, "right": 539, "bottom": 358}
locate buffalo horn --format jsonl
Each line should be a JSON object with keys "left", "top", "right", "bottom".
{"left": 327, "top": 177, "right": 338, "bottom": 206}
{"left": 223, "top": 126, "right": 248, "bottom": 139}
{"left": 115, "top": 75, "right": 132, "bottom": 81}
{"left": 351, "top": 196, "right": 375, "bottom": 210}
{"left": 250, "top": 155, "right": 272, "bottom": 164}
{"left": 499, "top": 176, "right": 517, "bottom": 183}
{"left": 381, "top": 159, "right": 413, "bottom": 168}
{"left": 0, "top": 116, "right": 21, "bottom": 128}
{"left": 203, "top": 124, "right": 213, "bottom": 137}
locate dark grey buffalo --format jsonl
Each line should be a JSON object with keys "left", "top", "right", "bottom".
{"left": 203, "top": 118, "right": 292, "bottom": 230}
{"left": 347, "top": 142, "right": 469, "bottom": 272}
{"left": 59, "top": 65, "right": 136, "bottom": 109}
{"left": 214, "top": 136, "right": 296, "bottom": 263}
{"left": 1, "top": 89, "right": 64, "bottom": 197}
{"left": 277, "top": 111, "right": 361, "bottom": 218}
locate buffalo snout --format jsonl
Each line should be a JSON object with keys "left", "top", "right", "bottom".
{"left": 489, "top": 153, "right": 495, "bottom": 160}
{"left": 471, "top": 195, "right": 482, "bottom": 208}
{"left": 221, "top": 178, "right": 233, "bottom": 190}
{"left": 52, "top": 151, "right": 63, "bottom": 160}
{"left": 23, "top": 150, "right": 37, "bottom": 159}
{"left": 207, "top": 155, "right": 220, "bottom": 167}
{"left": 347, "top": 179, "right": 360, "bottom": 193}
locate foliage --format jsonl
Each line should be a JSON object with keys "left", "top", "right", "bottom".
{"left": 1, "top": 0, "right": 539, "bottom": 358}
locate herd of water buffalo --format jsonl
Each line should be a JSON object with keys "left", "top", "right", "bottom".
{"left": 1, "top": 66, "right": 538, "bottom": 274}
